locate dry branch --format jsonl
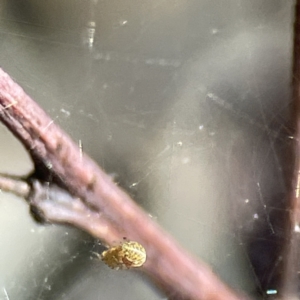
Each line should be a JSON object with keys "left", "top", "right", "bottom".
{"left": 280, "top": 1, "right": 300, "bottom": 298}
{"left": 0, "top": 68, "right": 248, "bottom": 300}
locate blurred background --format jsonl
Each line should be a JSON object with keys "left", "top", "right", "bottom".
{"left": 0, "top": 0, "right": 294, "bottom": 299}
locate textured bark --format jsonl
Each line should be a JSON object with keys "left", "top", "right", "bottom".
{"left": 0, "top": 68, "right": 249, "bottom": 300}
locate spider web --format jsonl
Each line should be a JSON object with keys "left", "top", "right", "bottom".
{"left": 0, "top": 0, "right": 294, "bottom": 299}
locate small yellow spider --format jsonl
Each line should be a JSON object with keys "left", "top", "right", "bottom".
{"left": 101, "top": 239, "right": 146, "bottom": 270}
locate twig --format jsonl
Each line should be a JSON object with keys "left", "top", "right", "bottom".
{"left": 0, "top": 174, "right": 30, "bottom": 198}
{"left": 0, "top": 68, "right": 248, "bottom": 300}
{"left": 280, "top": 1, "right": 300, "bottom": 298}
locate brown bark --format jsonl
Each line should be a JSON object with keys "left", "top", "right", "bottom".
{"left": 0, "top": 68, "right": 249, "bottom": 300}
{"left": 280, "top": 1, "right": 300, "bottom": 298}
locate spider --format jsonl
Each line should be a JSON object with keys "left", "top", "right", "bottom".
{"left": 101, "top": 239, "right": 146, "bottom": 270}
